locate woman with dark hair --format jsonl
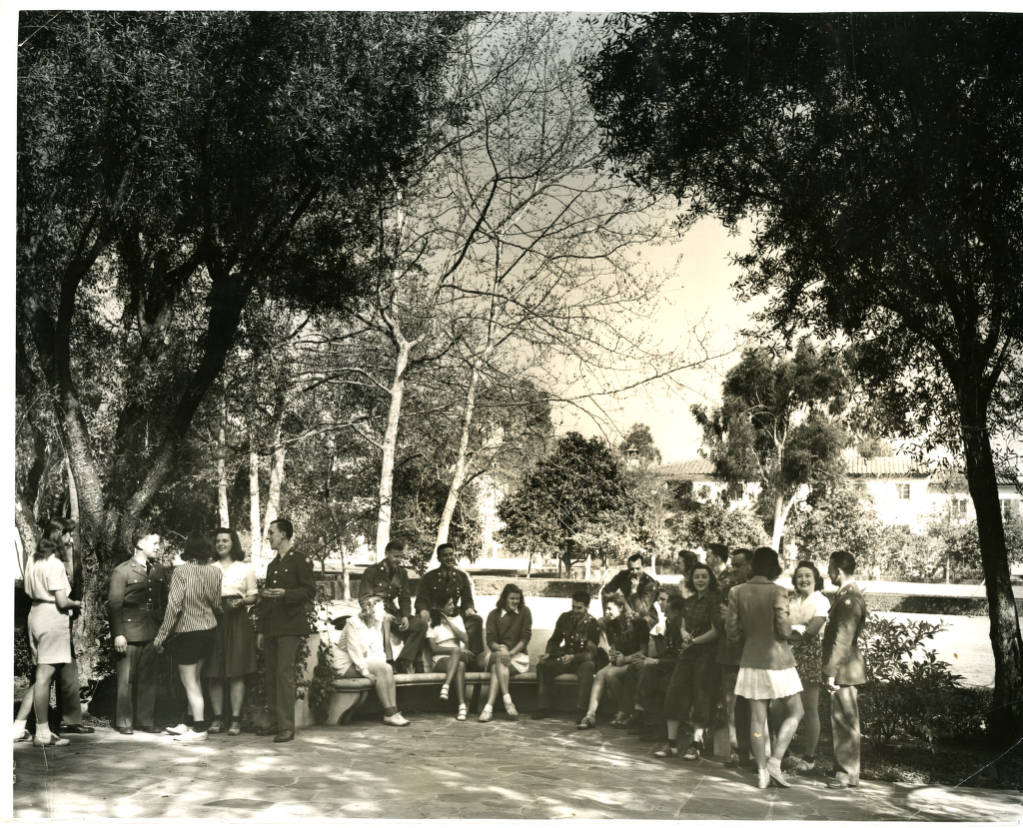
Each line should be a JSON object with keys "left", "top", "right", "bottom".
{"left": 479, "top": 583, "right": 532, "bottom": 722}
{"left": 15, "top": 538, "right": 82, "bottom": 746}
{"left": 781, "top": 560, "right": 830, "bottom": 772}
{"left": 577, "top": 594, "right": 649, "bottom": 729}
{"left": 335, "top": 593, "right": 410, "bottom": 726}
{"left": 427, "top": 591, "right": 472, "bottom": 720}
{"left": 206, "top": 528, "right": 258, "bottom": 736}
{"left": 726, "top": 546, "right": 803, "bottom": 788}
{"left": 154, "top": 533, "right": 222, "bottom": 742}
{"left": 655, "top": 563, "right": 719, "bottom": 759}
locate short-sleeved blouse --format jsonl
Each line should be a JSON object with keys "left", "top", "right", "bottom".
{"left": 427, "top": 614, "right": 467, "bottom": 650}
{"left": 788, "top": 590, "right": 830, "bottom": 629}
{"left": 216, "top": 559, "right": 258, "bottom": 598}
{"left": 24, "top": 556, "right": 71, "bottom": 602}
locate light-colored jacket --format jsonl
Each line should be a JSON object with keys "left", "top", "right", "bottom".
{"left": 726, "top": 576, "right": 796, "bottom": 670}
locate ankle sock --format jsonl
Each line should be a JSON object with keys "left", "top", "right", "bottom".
{"left": 667, "top": 738, "right": 677, "bottom": 748}
{"left": 36, "top": 723, "right": 52, "bottom": 741}
{"left": 192, "top": 720, "right": 208, "bottom": 733}
{"left": 383, "top": 707, "right": 397, "bottom": 716}
{"left": 13, "top": 718, "right": 27, "bottom": 734}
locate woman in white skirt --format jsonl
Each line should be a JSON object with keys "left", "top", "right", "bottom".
{"left": 726, "top": 546, "right": 804, "bottom": 789}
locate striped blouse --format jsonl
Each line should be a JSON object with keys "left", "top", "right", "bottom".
{"left": 153, "top": 562, "right": 222, "bottom": 647}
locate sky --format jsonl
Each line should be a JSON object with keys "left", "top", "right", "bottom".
{"left": 549, "top": 215, "right": 762, "bottom": 463}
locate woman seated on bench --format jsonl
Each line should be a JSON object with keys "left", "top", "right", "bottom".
{"left": 577, "top": 594, "right": 649, "bottom": 729}
{"left": 335, "top": 592, "right": 410, "bottom": 727}
{"left": 479, "top": 583, "right": 532, "bottom": 722}
{"left": 427, "top": 591, "right": 471, "bottom": 721}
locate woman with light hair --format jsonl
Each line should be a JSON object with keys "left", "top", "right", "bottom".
{"left": 335, "top": 592, "right": 410, "bottom": 727}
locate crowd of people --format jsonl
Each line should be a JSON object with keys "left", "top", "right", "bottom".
{"left": 15, "top": 520, "right": 867, "bottom": 790}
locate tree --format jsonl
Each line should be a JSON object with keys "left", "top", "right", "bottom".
{"left": 788, "top": 478, "right": 885, "bottom": 574}
{"left": 620, "top": 423, "right": 663, "bottom": 467}
{"left": 497, "top": 432, "right": 638, "bottom": 577}
{"left": 586, "top": 12, "right": 1023, "bottom": 740}
{"left": 16, "top": 11, "right": 467, "bottom": 675}
{"left": 668, "top": 497, "right": 768, "bottom": 553}
{"left": 691, "top": 340, "right": 851, "bottom": 550}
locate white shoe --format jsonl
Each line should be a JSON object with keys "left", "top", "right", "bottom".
{"left": 173, "top": 728, "right": 208, "bottom": 742}
{"left": 792, "top": 758, "right": 815, "bottom": 773}
{"left": 164, "top": 722, "right": 189, "bottom": 735}
{"left": 478, "top": 706, "right": 493, "bottom": 723}
{"left": 382, "top": 712, "right": 410, "bottom": 727}
{"left": 505, "top": 700, "right": 519, "bottom": 719}
{"left": 456, "top": 704, "right": 468, "bottom": 722}
{"left": 13, "top": 729, "right": 29, "bottom": 743}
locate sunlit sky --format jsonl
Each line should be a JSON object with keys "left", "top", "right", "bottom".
{"left": 549, "top": 215, "right": 762, "bottom": 462}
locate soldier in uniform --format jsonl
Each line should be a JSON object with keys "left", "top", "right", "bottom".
{"left": 255, "top": 517, "right": 315, "bottom": 743}
{"left": 108, "top": 532, "right": 168, "bottom": 735}
{"left": 532, "top": 590, "right": 602, "bottom": 723}
{"left": 401, "top": 543, "right": 484, "bottom": 671}
{"left": 360, "top": 539, "right": 415, "bottom": 668}
{"left": 822, "top": 550, "right": 868, "bottom": 789}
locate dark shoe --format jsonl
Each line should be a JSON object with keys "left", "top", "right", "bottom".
{"left": 682, "top": 740, "right": 703, "bottom": 760}
{"left": 139, "top": 726, "right": 163, "bottom": 734}
{"left": 227, "top": 719, "right": 242, "bottom": 736}
{"left": 115, "top": 726, "right": 134, "bottom": 735}
{"left": 531, "top": 709, "right": 551, "bottom": 720}
{"left": 256, "top": 725, "right": 279, "bottom": 736}
{"left": 207, "top": 718, "right": 223, "bottom": 734}
{"left": 59, "top": 724, "right": 94, "bottom": 734}
{"left": 273, "top": 731, "right": 295, "bottom": 743}
{"left": 827, "top": 776, "right": 858, "bottom": 789}
{"left": 725, "top": 749, "right": 742, "bottom": 767}
{"left": 576, "top": 715, "right": 596, "bottom": 730}
{"left": 653, "top": 743, "right": 680, "bottom": 759}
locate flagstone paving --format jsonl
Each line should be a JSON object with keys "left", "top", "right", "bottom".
{"left": 11, "top": 715, "right": 1023, "bottom": 820}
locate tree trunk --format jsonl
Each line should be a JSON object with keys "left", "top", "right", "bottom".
{"left": 262, "top": 405, "right": 287, "bottom": 549}
{"left": 436, "top": 362, "right": 480, "bottom": 550}
{"left": 216, "top": 398, "right": 230, "bottom": 527}
{"left": 375, "top": 339, "right": 411, "bottom": 562}
{"left": 960, "top": 401, "right": 1023, "bottom": 744}
{"left": 770, "top": 490, "right": 799, "bottom": 552}
{"left": 248, "top": 436, "right": 262, "bottom": 565}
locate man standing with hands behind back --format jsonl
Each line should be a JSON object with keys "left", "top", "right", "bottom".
{"left": 256, "top": 518, "right": 315, "bottom": 743}
{"left": 822, "top": 550, "right": 867, "bottom": 789}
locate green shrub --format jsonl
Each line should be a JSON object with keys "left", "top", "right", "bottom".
{"left": 307, "top": 641, "right": 340, "bottom": 725}
{"left": 860, "top": 615, "right": 967, "bottom": 748}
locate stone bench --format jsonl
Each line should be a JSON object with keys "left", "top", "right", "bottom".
{"left": 297, "top": 665, "right": 585, "bottom": 727}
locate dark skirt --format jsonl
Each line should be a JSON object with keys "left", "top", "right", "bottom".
{"left": 793, "top": 634, "right": 823, "bottom": 690}
{"left": 167, "top": 628, "right": 216, "bottom": 666}
{"left": 205, "top": 600, "right": 258, "bottom": 678}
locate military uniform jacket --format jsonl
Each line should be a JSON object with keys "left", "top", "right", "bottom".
{"left": 414, "top": 566, "right": 475, "bottom": 615}
{"left": 361, "top": 560, "right": 413, "bottom": 619}
{"left": 108, "top": 558, "right": 169, "bottom": 643}
{"left": 821, "top": 581, "right": 867, "bottom": 686}
{"left": 256, "top": 548, "right": 316, "bottom": 637}
{"left": 546, "top": 611, "right": 601, "bottom": 662}
{"left": 601, "top": 570, "right": 660, "bottom": 618}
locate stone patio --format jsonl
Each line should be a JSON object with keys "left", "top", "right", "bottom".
{"left": 12, "top": 715, "right": 1023, "bottom": 821}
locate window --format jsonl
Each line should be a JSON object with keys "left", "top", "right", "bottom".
{"left": 950, "top": 498, "right": 968, "bottom": 519}
{"left": 896, "top": 483, "right": 911, "bottom": 500}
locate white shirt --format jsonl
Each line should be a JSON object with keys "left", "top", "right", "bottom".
{"left": 215, "top": 559, "right": 257, "bottom": 598}
{"left": 427, "top": 614, "right": 467, "bottom": 657}
{"left": 335, "top": 614, "right": 387, "bottom": 676}
{"left": 24, "top": 555, "right": 71, "bottom": 602}
{"left": 789, "top": 590, "right": 831, "bottom": 630}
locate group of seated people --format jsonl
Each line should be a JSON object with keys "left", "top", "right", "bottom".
{"left": 339, "top": 542, "right": 867, "bottom": 790}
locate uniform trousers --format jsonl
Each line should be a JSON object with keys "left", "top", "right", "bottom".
{"left": 536, "top": 657, "right": 596, "bottom": 711}
{"left": 264, "top": 634, "right": 301, "bottom": 733}
{"left": 831, "top": 685, "right": 861, "bottom": 783}
{"left": 115, "top": 641, "right": 159, "bottom": 729}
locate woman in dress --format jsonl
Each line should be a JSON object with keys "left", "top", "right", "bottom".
{"left": 726, "top": 546, "right": 803, "bottom": 788}
{"left": 655, "top": 563, "right": 719, "bottom": 759}
{"left": 479, "top": 583, "right": 532, "bottom": 722}
{"left": 206, "top": 528, "right": 258, "bottom": 736}
{"left": 335, "top": 593, "right": 410, "bottom": 726}
{"left": 17, "top": 537, "right": 82, "bottom": 747}
{"left": 577, "top": 595, "right": 649, "bottom": 729}
{"left": 153, "top": 532, "right": 222, "bottom": 742}
{"left": 427, "top": 591, "right": 471, "bottom": 721}
{"left": 783, "top": 560, "right": 830, "bottom": 772}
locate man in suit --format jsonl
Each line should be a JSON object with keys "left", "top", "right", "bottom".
{"left": 361, "top": 539, "right": 415, "bottom": 669}
{"left": 108, "top": 532, "right": 169, "bottom": 735}
{"left": 822, "top": 550, "right": 868, "bottom": 789}
{"left": 601, "top": 553, "right": 660, "bottom": 625}
{"left": 402, "top": 543, "right": 484, "bottom": 671}
{"left": 532, "top": 590, "right": 602, "bottom": 723}
{"left": 256, "top": 517, "right": 316, "bottom": 743}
